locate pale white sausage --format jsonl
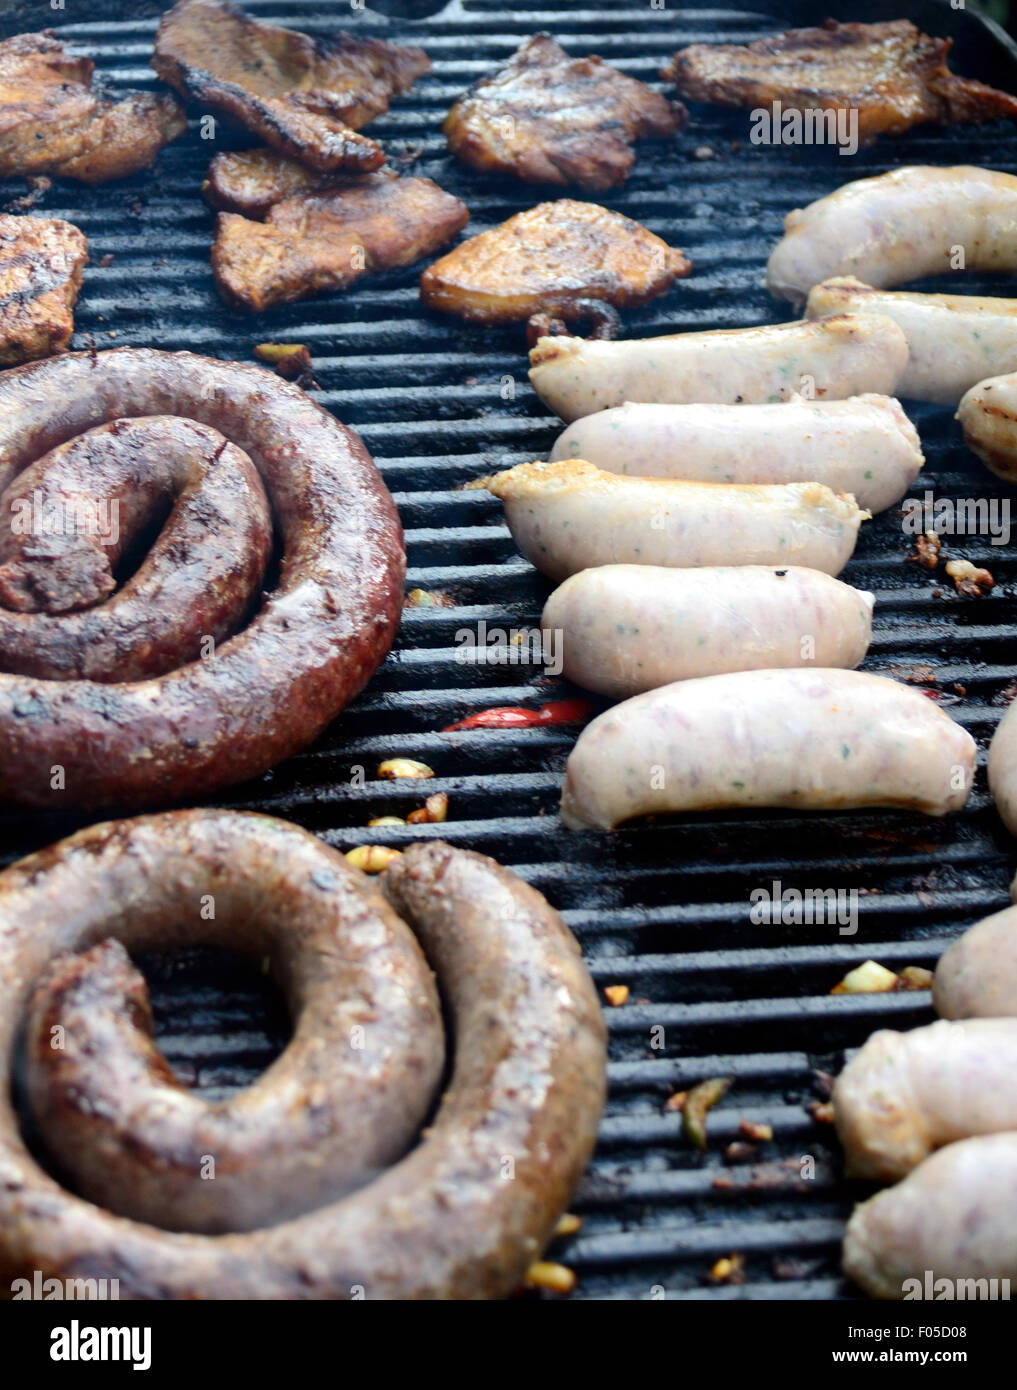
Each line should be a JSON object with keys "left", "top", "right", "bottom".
{"left": 957, "top": 368, "right": 1017, "bottom": 484}
{"left": 559, "top": 668, "right": 976, "bottom": 830}
{"left": 843, "top": 1133, "right": 1017, "bottom": 1300}
{"left": 934, "top": 902, "right": 1017, "bottom": 1021}
{"left": 834, "top": 1018, "right": 1017, "bottom": 1182}
{"left": 767, "top": 165, "right": 1017, "bottom": 305}
{"left": 476, "top": 460, "right": 868, "bottom": 583}
{"left": 549, "top": 392, "right": 923, "bottom": 513}
{"left": 806, "top": 277, "right": 1017, "bottom": 405}
{"left": 528, "top": 315, "right": 909, "bottom": 422}
{"left": 541, "top": 565, "right": 873, "bottom": 699}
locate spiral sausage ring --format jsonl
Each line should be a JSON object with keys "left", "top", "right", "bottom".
{"left": 0, "top": 811, "right": 607, "bottom": 1300}
{"left": 0, "top": 349, "right": 404, "bottom": 809}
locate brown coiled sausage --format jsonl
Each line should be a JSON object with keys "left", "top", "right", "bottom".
{"left": 0, "top": 348, "right": 404, "bottom": 809}
{"left": 0, "top": 815, "right": 607, "bottom": 1299}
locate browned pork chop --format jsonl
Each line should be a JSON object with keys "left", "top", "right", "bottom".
{"left": 0, "top": 213, "right": 87, "bottom": 364}
{"left": 153, "top": 0, "right": 429, "bottom": 172}
{"left": 0, "top": 31, "right": 185, "bottom": 182}
{"left": 445, "top": 33, "right": 685, "bottom": 190}
{"left": 212, "top": 169, "right": 469, "bottom": 311}
{"left": 420, "top": 199, "right": 690, "bottom": 324}
{"left": 662, "top": 19, "right": 1017, "bottom": 143}
{"left": 203, "top": 148, "right": 338, "bottom": 217}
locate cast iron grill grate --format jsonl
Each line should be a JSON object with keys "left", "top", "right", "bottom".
{"left": 2, "top": 0, "right": 1017, "bottom": 1299}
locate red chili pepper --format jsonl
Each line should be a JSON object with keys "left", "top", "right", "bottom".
{"left": 442, "top": 698, "right": 591, "bottom": 732}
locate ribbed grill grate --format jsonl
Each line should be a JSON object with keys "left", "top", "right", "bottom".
{"left": 3, "top": 0, "right": 1017, "bottom": 1298}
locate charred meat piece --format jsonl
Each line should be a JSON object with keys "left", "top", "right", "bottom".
{"left": 0, "top": 213, "right": 87, "bottom": 364}
{"left": 212, "top": 169, "right": 469, "bottom": 311}
{"left": 444, "top": 33, "right": 685, "bottom": 191}
{"left": 153, "top": 0, "right": 429, "bottom": 173}
{"left": 662, "top": 19, "right": 1017, "bottom": 143}
{"left": 0, "top": 31, "right": 186, "bottom": 182}
{"left": 203, "top": 148, "right": 338, "bottom": 217}
{"left": 420, "top": 199, "right": 690, "bottom": 326}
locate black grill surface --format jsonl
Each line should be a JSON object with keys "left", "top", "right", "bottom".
{"left": 3, "top": 0, "right": 1017, "bottom": 1300}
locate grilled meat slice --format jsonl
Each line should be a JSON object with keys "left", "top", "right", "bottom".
{"left": 153, "top": 0, "right": 430, "bottom": 173}
{"left": 419, "top": 199, "right": 690, "bottom": 325}
{"left": 0, "top": 213, "right": 87, "bottom": 364}
{"left": 444, "top": 33, "right": 686, "bottom": 191}
{"left": 662, "top": 19, "right": 1017, "bottom": 143}
{"left": 203, "top": 148, "right": 335, "bottom": 217}
{"left": 212, "top": 169, "right": 469, "bottom": 311}
{"left": 0, "top": 31, "right": 185, "bottom": 182}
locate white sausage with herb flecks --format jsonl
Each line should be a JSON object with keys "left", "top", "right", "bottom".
{"left": 475, "top": 460, "right": 868, "bottom": 583}
{"left": 528, "top": 315, "right": 909, "bottom": 422}
{"left": 806, "top": 277, "right": 1017, "bottom": 405}
{"left": 541, "top": 565, "right": 873, "bottom": 699}
{"left": 767, "top": 165, "right": 1017, "bottom": 305}
{"left": 559, "top": 668, "right": 975, "bottom": 830}
{"left": 933, "top": 901, "right": 1017, "bottom": 1020}
{"left": 549, "top": 392, "right": 923, "bottom": 513}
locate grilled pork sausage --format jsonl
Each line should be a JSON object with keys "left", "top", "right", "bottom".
{"left": 542, "top": 565, "right": 874, "bottom": 699}
{"left": 0, "top": 817, "right": 606, "bottom": 1299}
{"left": 22, "top": 816, "right": 444, "bottom": 1234}
{"left": 476, "top": 459, "right": 868, "bottom": 582}
{"left": 549, "top": 393, "right": 923, "bottom": 513}
{"left": 834, "top": 1018, "right": 1017, "bottom": 1182}
{"left": 0, "top": 416, "right": 272, "bottom": 681}
{"left": 528, "top": 315, "right": 909, "bottom": 422}
{"left": 843, "top": 1132, "right": 1017, "bottom": 1300}
{"left": 933, "top": 902, "right": 1017, "bottom": 1021}
{"left": 957, "top": 368, "right": 1017, "bottom": 485}
{"left": 806, "top": 277, "right": 1017, "bottom": 405}
{"left": 559, "top": 669, "right": 976, "bottom": 830}
{"left": 0, "top": 348, "right": 404, "bottom": 809}
{"left": 767, "top": 165, "right": 1017, "bottom": 305}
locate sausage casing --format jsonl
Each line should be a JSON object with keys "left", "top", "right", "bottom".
{"left": 559, "top": 668, "right": 976, "bottom": 830}
{"left": 549, "top": 393, "right": 923, "bottom": 513}
{"left": 806, "top": 277, "right": 1017, "bottom": 406}
{"left": 477, "top": 459, "right": 868, "bottom": 583}
{"left": 933, "top": 902, "right": 1017, "bottom": 1021}
{"left": 767, "top": 165, "right": 1017, "bottom": 305}
{"left": 542, "top": 565, "right": 873, "bottom": 699}
{"left": 528, "top": 315, "right": 909, "bottom": 422}
{"left": 957, "top": 368, "right": 1017, "bottom": 485}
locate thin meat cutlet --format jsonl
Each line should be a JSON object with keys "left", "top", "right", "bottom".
{"left": 0, "top": 31, "right": 185, "bottom": 182}
{"left": 420, "top": 200, "right": 690, "bottom": 324}
{"left": 662, "top": 19, "right": 1017, "bottom": 143}
{"left": 203, "top": 149, "right": 337, "bottom": 218}
{"left": 212, "top": 169, "right": 469, "bottom": 311}
{"left": 445, "top": 33, "right": 686, "bottom": 191}
{"left": 0, "top": 213, "right": 87, "bottom": 364}
{"left": 154, "top": 0, "right": 429, "bottom": 173}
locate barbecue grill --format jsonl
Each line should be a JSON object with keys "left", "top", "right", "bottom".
{"left": 3, "top": 0, "right": 1017, "bottom": 1301}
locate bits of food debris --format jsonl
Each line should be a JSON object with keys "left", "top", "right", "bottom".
{"left": 553, "top": 1213, "right": 582, "bottom": 1237}
{"left": 664, "top": 1089, "right": 688, "bottom": 1114}
{"left": 683, "top": 1076, "right": 733, "bottom": 1151}
{"left": 407, "top": 791, "right": 449, "bottom": 824}
{"left": 807, "top": 1100, "right": 835, "bottom": 1125}
{"left": 723, "top": 1141, "right": 758, "bottom": 1164}
{"left": 707, "top": 1253, "right": 745, "bottom": 1285}
{"left": 738, "top": 1120, "right": 773, "bottom": 1143}
{"left": 945, "top": 557, "right": 994, "bottom": 597}
{"left": 908, "top": 530, "right": 941, "bottom": 570}
{"left": 98, "top": 252, "right": 114, "bottom": 268}
{"left": 377, "top": 758, "right": 434, "bottom": 780}
{"left": 524, "top": 1261, "right": 576, "bottom": 1294}
{"left": 404, "top": 588, "right": 453, "bottom": 608}
{"left": 831, "top": 959, "right": 899, "bottom": 995}
{"left": 895, "top": 965, "right": 934, "bottom": 991}
{"left": 345, "top": 845, "right": 402, "bottom": 873}
{"left": 692, "top": 144, "right": 715, "bottom": 160}
{"left": 367, "top": 815, "right": 405, "bottom": 827}
{"left": 603, "top": 984, "right": 629, "bottom": 1007}
{"left": 253, "top": 341, "right": 317, "bottom": 387}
